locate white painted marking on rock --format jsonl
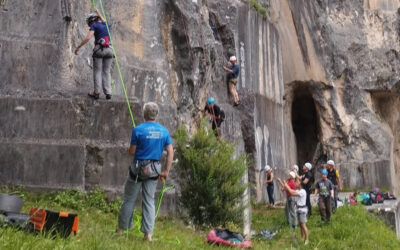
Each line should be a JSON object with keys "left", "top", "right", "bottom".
{"left": 14, "top": 106, "right": 26, "bottom": 111}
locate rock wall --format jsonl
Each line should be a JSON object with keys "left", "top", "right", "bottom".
{"left": 0, "top": 0, "right": 288, "bottom": 208}
{"left": 268, "top": 0, "right": 400, "bottom": 195}
{"left": 1, "top": 0, "right": 400, "bottom": 212}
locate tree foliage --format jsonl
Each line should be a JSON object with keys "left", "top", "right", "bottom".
{"left": 174, "top": 120, "right": 249, "bottom": 226}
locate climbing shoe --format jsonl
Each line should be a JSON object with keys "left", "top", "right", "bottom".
{"left": 88, "top": 92, "right": 100, "bottom": 100}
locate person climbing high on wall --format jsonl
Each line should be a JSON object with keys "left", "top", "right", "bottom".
{"left": 203, "top": 97, "right": 225, "bottom": 137}
{"left": 74, "top": 8, "right": 113, "bottom": 100}
{"left": 223, "top": 56, "right": 240, "bottom": 106}
{"left": 301, "top": 162, "right": 313, "bottom": 217}
{"left": 263, "top": 165, "right": 274, "bottom": 207}
{"left": 326, "top": 160, "right": 341, "bottom": 211}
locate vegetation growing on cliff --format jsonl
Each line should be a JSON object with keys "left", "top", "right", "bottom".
{"left": 249, "top": 0, "right": 268, "bottom": 18}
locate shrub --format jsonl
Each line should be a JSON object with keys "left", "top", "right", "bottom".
{"left": 53, "top": 188, "right": 121, "bottom": 214}
{"left": 174, "top": 120, "right": 249, "bottom": 227}
{"left": 249, "top": 0, "right": 268, "bottom": 18}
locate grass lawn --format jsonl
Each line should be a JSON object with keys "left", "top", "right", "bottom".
{"left": 1, "top": 189, "right": 399, "bottom": 249}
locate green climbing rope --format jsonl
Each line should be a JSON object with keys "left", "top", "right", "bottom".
{"left": 155, "top": 180, "right": 175, "bottom": 218}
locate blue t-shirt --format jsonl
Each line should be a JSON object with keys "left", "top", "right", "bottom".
{"left": 130, "top": 121, "right": 172, "bottom": 161}
{"left": 89, "top": 22, "right": 110, "bottom": 42}
{"left": 228, "top": 64, "right": 239, "bottom": 79}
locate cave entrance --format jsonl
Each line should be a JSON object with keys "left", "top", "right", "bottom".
{"left": 291, "top": 85, "right": 320, "bottom": 167}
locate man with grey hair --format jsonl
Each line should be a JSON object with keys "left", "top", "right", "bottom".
{"left": 117, "top": 102, "right": 174, "bottom": 242}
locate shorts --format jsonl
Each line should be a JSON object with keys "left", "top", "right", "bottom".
{"left": 297, "top": 212, "right": 307, "bottom": 223}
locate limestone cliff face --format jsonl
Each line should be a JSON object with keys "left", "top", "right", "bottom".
{"left": 0, "top": 0, "right": 399, "bottom": 210}
{"left": 268, "top": 0, "right": 400, "bottom": 195}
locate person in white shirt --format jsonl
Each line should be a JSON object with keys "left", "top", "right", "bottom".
{"left": 277, "top": 177, "right": 309, "bottom": 245}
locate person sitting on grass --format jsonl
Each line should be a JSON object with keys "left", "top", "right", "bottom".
{"left": 277, "top": 177, "right": 309, "bottom": 245}
{"left": 314, "top": 169, "right": 334, "bottom": 224}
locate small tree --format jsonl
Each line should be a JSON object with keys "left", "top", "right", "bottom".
{"left": 174, "top": 120, "right": 249, "bottom": 227}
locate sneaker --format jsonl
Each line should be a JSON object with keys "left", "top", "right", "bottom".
{"left": 106, "top": 94, "right": 112, "bottom": 100}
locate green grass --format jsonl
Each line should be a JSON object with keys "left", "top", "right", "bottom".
{"left": 1, "top": 189, "right": 400, "bottom": 249}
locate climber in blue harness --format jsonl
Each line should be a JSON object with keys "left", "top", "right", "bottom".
{"left": 74, "top": 8, "right": 113, "bottom": 100}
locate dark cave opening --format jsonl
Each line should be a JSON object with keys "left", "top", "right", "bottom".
{"left": 291, "top": 86, "right": 320, "bottom": 167}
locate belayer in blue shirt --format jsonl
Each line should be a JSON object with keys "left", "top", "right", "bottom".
{"left": 117, "top": 102, "right": 174, "bottom": 242}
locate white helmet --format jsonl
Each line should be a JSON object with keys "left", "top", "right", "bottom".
{"left": 293, "top": 165, "right": 299, "bottom": 172}
{"left": 264, "top": 165, "right": 271, "bottom": 171}
{"left": 304, "top": 162, "right": 312, "bottom": 170}
{"left": 289, "top": 171, "right": 296, "bottom": 179}
{"left": 327, "top": 160, "right": 335, "bottom": 165}
{"left": 229, "top": 56, "right": 237, "bottom": 62}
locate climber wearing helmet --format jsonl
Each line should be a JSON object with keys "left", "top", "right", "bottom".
{"left": 301, "top": 162, "right": 313, "bottom": 217}
{"left": 263, "top": 165, "right": 275, "bottom": 207}
{"left": 314, "top": 169, "right": 334, "bottom": 224}
{"left": 74, "top": 8, "right": 113, "bottom": 100}
{"left": 203, "top": 97, "right": 225, "bottom": 137}
{"left": 223, "top": 56, "right": 240, "bottom": 106}
{"left": 326, "top": 160, "right": 341, "bottom": 211}
{"left": 279, "top": 171, "right": 297, "bottom": 228}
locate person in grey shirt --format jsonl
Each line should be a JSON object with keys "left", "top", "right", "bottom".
{"left": 314, "top": 169, "right": 334, "bottom": 224}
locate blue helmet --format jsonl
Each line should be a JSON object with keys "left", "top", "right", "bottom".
{"left": 207, "top": 97, "right": 215, "bottom": 105}
{"left": 322, "top": 169, "right": 328, "bottom": 175}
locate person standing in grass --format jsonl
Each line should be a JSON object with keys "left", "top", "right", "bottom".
{"left": 117, "top": 102, "right": 174, "bottom": 242}
{"left": 314, "top": 169, "right": 334, "bottom": 224}
{"left": 301, "top": 162, "right": 313, "bottom": 217}
{"left": 326, "top": 160, "right": 341, "bottom": 210}
{"left": 278, "top": 177, "right": 309, "bottom": 245}
{"left": 263, "top": 165, "right": 274, "bottom": 207}
{"left": 279, "top": 171, "right": 297, "bottom": 228}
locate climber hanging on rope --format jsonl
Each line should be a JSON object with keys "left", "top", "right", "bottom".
{"left": 223, "top": 56, "right": 240, "bottom": 106}
{"left": 74, "top": 8, "right": 113, "bottom": 100}
{"left": 203, "top": 97, "right": 225, "bottom": 137}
